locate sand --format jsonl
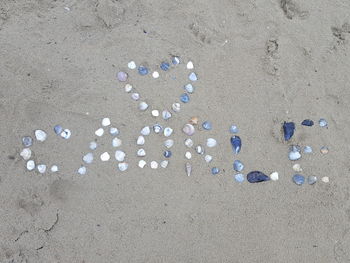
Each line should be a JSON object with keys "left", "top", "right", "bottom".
{"left": 1, "top": 0, "right": 350, "bottom": 262}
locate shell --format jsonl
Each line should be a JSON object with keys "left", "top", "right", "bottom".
{"left": 153, "top": 124, "right": 163, "bottom": 134}
{"left": 137, "top": 149, "right": 146, "bottom": 157}
{"left": 131, "top": 93, "right": 140, "bottom": 101}
{"left": 117, "top": 71, "right": 128, "bottom": 82}
{"left": 269, "top": 172, "right": 279, "bottom": 181}
{"left": 78, "top": 166, "right": 87, "bottom": 175}
{"left": 184, "top": 138, "right": 194, "bottom": 148}
{"left": 162, "top": 110, "right": 172, "bottom": 120}
{"left": 230, "top": 136, "right": 241, "bottom": 154}
{"left": 141, "top": 126, "right": 151, "bottom": 136}
{"left": 247, "top": 171, "right": 270, "bottom": 183}
{"left": 321, "top": 176, "right": 329, "bottom": 183}
{"left": 118, "top": 162, "right": 128, "bottom": 171}
{"left": 124, "top": 84, "right": 133, "bottom": 93}
{"left": 138, "top": 66, "right": 149, "bottom": 76}
{"left": 139, "top": 102, "right": 149, "bottom": 111}
{"left": 128, "top": 61, "right": 136, "bottom": 69}
{"left": 22, "top": 136, "right": 33, "bottom": 147}
{"left": 185, "top": 163, "right": 192, "bottom": 176}
{"left": 89, "top": 141, "right": 97, "bottom": 150}
{"left": 202, "top": 121, "right": 212, "bottom": 130}
{"left": 160, "top": 62, "right": 170, "bottom": 71}
{"left": 164, "top": 139, "right": 174, "bottom": 148}
{"left": 102, "top": 118, "right": 111, "bottom": 127}
{"left": 35, "top": 130, "right": 47, "bottom": 142}
{"left": 319, "top": 118, "right": 328, "bottom": 127}
{"left": 189, "top": 72, "right": 198, "bottom": 81}
{"left": 189, "top": 117, "right": 199, "bottom": 125}
{"left": 138, "top": 160, "right": 147, "bottom": 168}
{"left": 180, "top": 93, "right": 190, "bottom": 103}
{"left": 26, "top": 160, "right": 35, "bottom": 171}
{"left": 288, "top": 150, "right": 301, "bottom": 161}
{"left": 301, "top": 119, "right": 314, "bottom": 126}
{"left": 292, "top": 174, "right": 305, "bottom": 185}
{"left": 83, "top": 153, "right": 94, "bottom": 164}
{"left": 150, "top": 161, "right": 158, "bottom": 169}
{"left": 185, "top": 151, "right": 192, "bottom": 159}
{"left": 320, "top": 146, "right": 329, "bottom": 154}
{"left": 211, "top": 167, "right": 220, "bottom": 175}
{"left": 112, "top": 138, "right": 122, "bottom": 147}
{"left": 184, "top": 84, "right": 194, "bottom": 93}
{"left": 195, "top": 145, "right": 205, "bottom": 155}
{"left": 206, "top": 138, "right": 217, "bottom": 148}
{"left": 186, "top": 61, "right": 194, "bottom": 69}
{"left": 100, "top": 152, "right": 110, "bottom": 161}
{"left": 308, "top": 175, "right": 317, "bottom": 185}
{"left": 233, "top": 160, "right": 244, "bottom": 172}
{"left": 229, "top": 125, "right": 238, "bottom": 134}
{"left": 110, "top": 127, "right": 119, "bottom": 136}
{"left": 164, "top": 127, "right": 173, "bottom": 137}
{"left": 137, "top": 136, "right": 145, "bottom": 145}
{"left": 204, "top": 155, "right": 212, "bottom": 163}
{"left": 54, "top": 125, "right": 63, "bottom": 135}
{"left": 61, "top": 129, "right": 71, "bottom": 139}
{"left": 20, "top": 148, "right": 32, "bottom": 160}
{"left": 151, "top": 110, "right": 159, "bottom": 117}
{"left": 172, "top": 103, "right": 181, "bottom": 112}
{"left": 172, "top": 56, "right": 180, "bottom": 65}
{"left": 152, "top": 71, "right": 160, "bottom": 78}
{"left": 234, "top": 173, "right": 245, "bottom": 183}
{"left": 163, "top": 151, "right": 172, "bottom": 158}
{"left": 95, "top": 128, "right": 104, "bottom": 137}
{"left": 292, "top": 164, "right": 302, "bottom": 172}
{"left": 37, "top": 164, "right": 46, "bottom": 174}
{"left": 303, "top": 146, "right": 313, "bottom": 153}
{"left": 115, "top": 150, "right": 126, "bottom": 161}
{"left": 51, "top": 165, "right": 58, "bottom": 172}
{"left": 160, "top": 160, "right": 169, "bottom": 168}
{"left": 182, "top": 124, "right": 195, "bottom": 136}
{"left": 283, "top": 122, "right": 295, "bottom": 141}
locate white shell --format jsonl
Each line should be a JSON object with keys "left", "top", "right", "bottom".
{"left": 139, "top": 102, "right": 149, "bottom": 111}
{"left": 26, "top": 160, "right": 35, "bottom": 171}
{"left": 118, "top": 162, "right": 128, "bottom": 171}
{"left": 115, "top": 150, "right": 126, "bottom": 162}
{"left": 35, "top": 130, "right": 47, "bottom": 142}
{"left": 100, "top": 152, "right": 110, "bottom": 161}
{"left": 89, "top": 141, "right": 97, "bottom": 150}
{"left": 51, "top": 165, "right": 58, "bottom": 172}
{"left": 138, "top": 160, "right": 147, "bottom": 168}
{"left": 185, "top": 163, "right": 192, "bottom": 176}
{"left": 172, "top": 103, "right": 181, "bottom": 112}
{"left": 195, "top": 145, "right": 204, "bottom": 155}
{"left": 60, "top": 129, "right": 71, "bottom": 139}
{"left": 152, "top": 71, "right": 160, "bottom": 78}
{"left": 162, "top": 110, "right": 172, "bottom": 120}
{"left": 184, "top": 138, "right": 194, "bottom": 148}
{"left": 206, "top": 138, "right": 217, "bottom": 148}
{"left": 160, "top": 160, "right": 169, "bottom": 168}
{"left": 164, "top": 127, "right": 173, "bottom": 137}
{"left": 152, "top": 110, "right": 159, "bottom": 117}
{"left": 37, "top": 164, "right": 46, "bottom": 174}
{"left": 95, "top": 128, "right": 104, "bottom": 137}
{"left": 137, "top": 149, "right": 146, "bottom": 157}
{"left": 78, "top": 166, "right": 87, "bottom": 175}
{"left": 109, "top": 127, "right": 119, "bottom": 136}
{"left": 102, "top": 118, "right": 111, "bottom": 127}
{"left": 185, "top": 151, "right": 192, "bottom": 159}
{"left": 112, "top": 137, "right": 122, "bottom": 147}
{"left": 204, "top": 155, "right": 213, "bottom": 163}
{"left": 83, "top": 153, "right": 94, "bottom": 164}
{"left": 153, "top": 125, "right": 162, "bottom": 134}
{"left": 131, "top": 93, "right": 140, "bottom": 101}
{"left": 182, "top": 124, "right": 195, "bottom": 136}
{"left": 128, "top": 61, "right": 136, "bottom": 69}
{"left": 20, "top": 148, "right": 32, "bottom": 160}
{"left": 270, "top": 172, "right": 279, "bottom": 181}
{"left": 141, "top": 126, "right": 151, "bottom": 136}
{"left": 124, "top": 84, "right": 133, "bottom": 93}
{"left": 137, "top": 136, "right": 145, "bottom": 145}
{"left": 321, "top": 176, "right": 329, "bottom": 183}
{"left": 164, "top": 139, "right": 174, "bottom": 148}
{"left": 150, "top": 161, "right": 158, "bottom": 169}
{"left": 186, "top": 61, "right": 194, "bottom": 69}
{"left": 292, "top": 164, "right": 302, "bottom": 172}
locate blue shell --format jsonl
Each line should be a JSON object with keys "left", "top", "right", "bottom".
{"left": 292, "top": 174, "right": 305, "bottom": 185}
{"left": 180, "top": 93, "right": 190, "bottom": 103}
{"left": 211, "top": 167, "right": 220, "bottom": 175}
{"left": 189, "top": 72, "right": 198, "bottom": 81}
{"left": 184, "top": 84, "right": 194, "bottom": 93}
{"left": 202, "top": 121, "right": 212, "bottom": 130}
{"left": 230, "top": 136, "right": 241, "bottom": 154}
{"left": 247, "top": 171, "right": 270, "bottom": 183}
{"left": 234, "top": 173, "right": 245, "bottom": 183}
{"left": 54, "top": 125, "right": 63, "bottom": 135}
{"left": 233, "top": 160, "right": 244, "bottom": 172}
{"left": 229, "top": 125, "right": 238, "bottom": 134}
{"left": 138, "top": 66, "right": 149, "bottom": 75}
{"left": 301, "top": 119, "right": 314, "bottom": 126}
{"left": 163, "top": 150, "right": 172, "bottom": 158}
{"left": 171, "top": 56, "right": 180, "bottom": 65}
{"left": 160, "top": 62, "right": 170, "bottom": 71}
{"left": 319, "top": 118, "right": 328, "bottom": 127}
{"left": 283, "top": 122, "right": 295, "bottom": 141}
{"left": 22, "top": 136, "right": 33, "bottom": 147}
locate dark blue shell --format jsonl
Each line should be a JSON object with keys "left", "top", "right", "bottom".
{"left": 160, "top": 62, "right": 170, "bottom": 71}
{"left": 301, "top": 119, "right": 314, "bottom": 126}
{"left": 247, "top": 171, "right": 270, "bottom": 183}
{"left": 138, "top": 66, "right": 149, "bottom": 75}
{"left": 230, "top": 136, "right": 241, "bottom": 154}
{"left": 283, "top": 122, "right": 295, "bottom": 141}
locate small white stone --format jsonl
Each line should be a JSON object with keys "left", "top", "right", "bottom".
{"left": 185, "top": 151, "right": 192, "bottom": 159}
{"left": 160, "top": 160, "right": 169, "bottom": 168}
{"left": 83, "top": 153, "right": 94, "bottom": 164}
{"left": 184, "top": 138, "right": 194, "bottom": 148}
{"left": 26, "top": 160, "right": 35, "bottom": 171}
{"left": 118, "top": 162, "right": 128, "bottom": 171}
{"left": 141, "top": 126, "right": 151, "bottom": 136}
{"left": 151, "top": 110, "right": 159, "bottom": 117}
{"left": 128, "top": 61, "right": 136, "bottom": 69}
{"left": 109, "top": 127, "right": 119, "bottom": 136}
{"left": 270, "top": 172, "right": 279, "bottom": 181}
{"left": 95, "top": 128, "right": 104, "bottom": 137}
{"left": 100, "top": 152, "right": 110, "bottom": 161}
{"left": 115, "top": 150, "right": 126, "bottom": 162}
{"left": 164, "top": 139, "right": 174, "bottom": 148}
{"left": 112, "top": 137, "right": 122, "bottom": 147}
{"left": 89, "top": 141, "right": 97, "bottom": 150}
{"left": 37, "top": 164, "right": 46, "bottom": 174}
{"left": 187, "top": 61, "right": 194, "bottom": 69}
{"left": 150, "top": 161, "right": 158, "bottom": 169}
{"left": 51, "top": 165, "right": 58, "bottom": 172}
{"left": 206, "top": 138, "right": 217, "bottom": 148}
{"left": 35, "top": 130, "right": 47, "bottom": 142}
{"left": 102, "top": 118, "right": 111, "bottom": 127}
{"left": 138, "top": 160, "right": 147, "bottom": 168}
{"left": 137, "top": 136, "right": 145, "bottom": 145}
{"left": 164, "top": 127, "right": 173, "bottom": 137}
{"left": 139, "top": 102, "right": 149, "bottom": 111}
{"left": 152, "top": 71, "right": 160, "bottom": 78}
{"left": 60, "top": 129, "right": 71, "bottom": 139}
{"left": 292, "top": 164, "right": 302, "bottom": 172}
{"left": 137, "top": 149, "right": 146, "bottom": 157}
{"left": 131, "top": 93, "right": 140, "bottom": 101}
{"left": 124, "top": 84, "right": 133, "bottom": 93}
{"left": 20, "top": 148, "right": 32, "bottom": 160}
{"left": 204, "top": 155, "right": 212, "bottom": 163}
{"left": 172, "top": 103, "right": 181, "bottom": 112}
{"left": 321, "top": 176, "right": 330, "bottom": 183}
{"left": 78, "top": 166, "right": 87, "bottom": 175}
